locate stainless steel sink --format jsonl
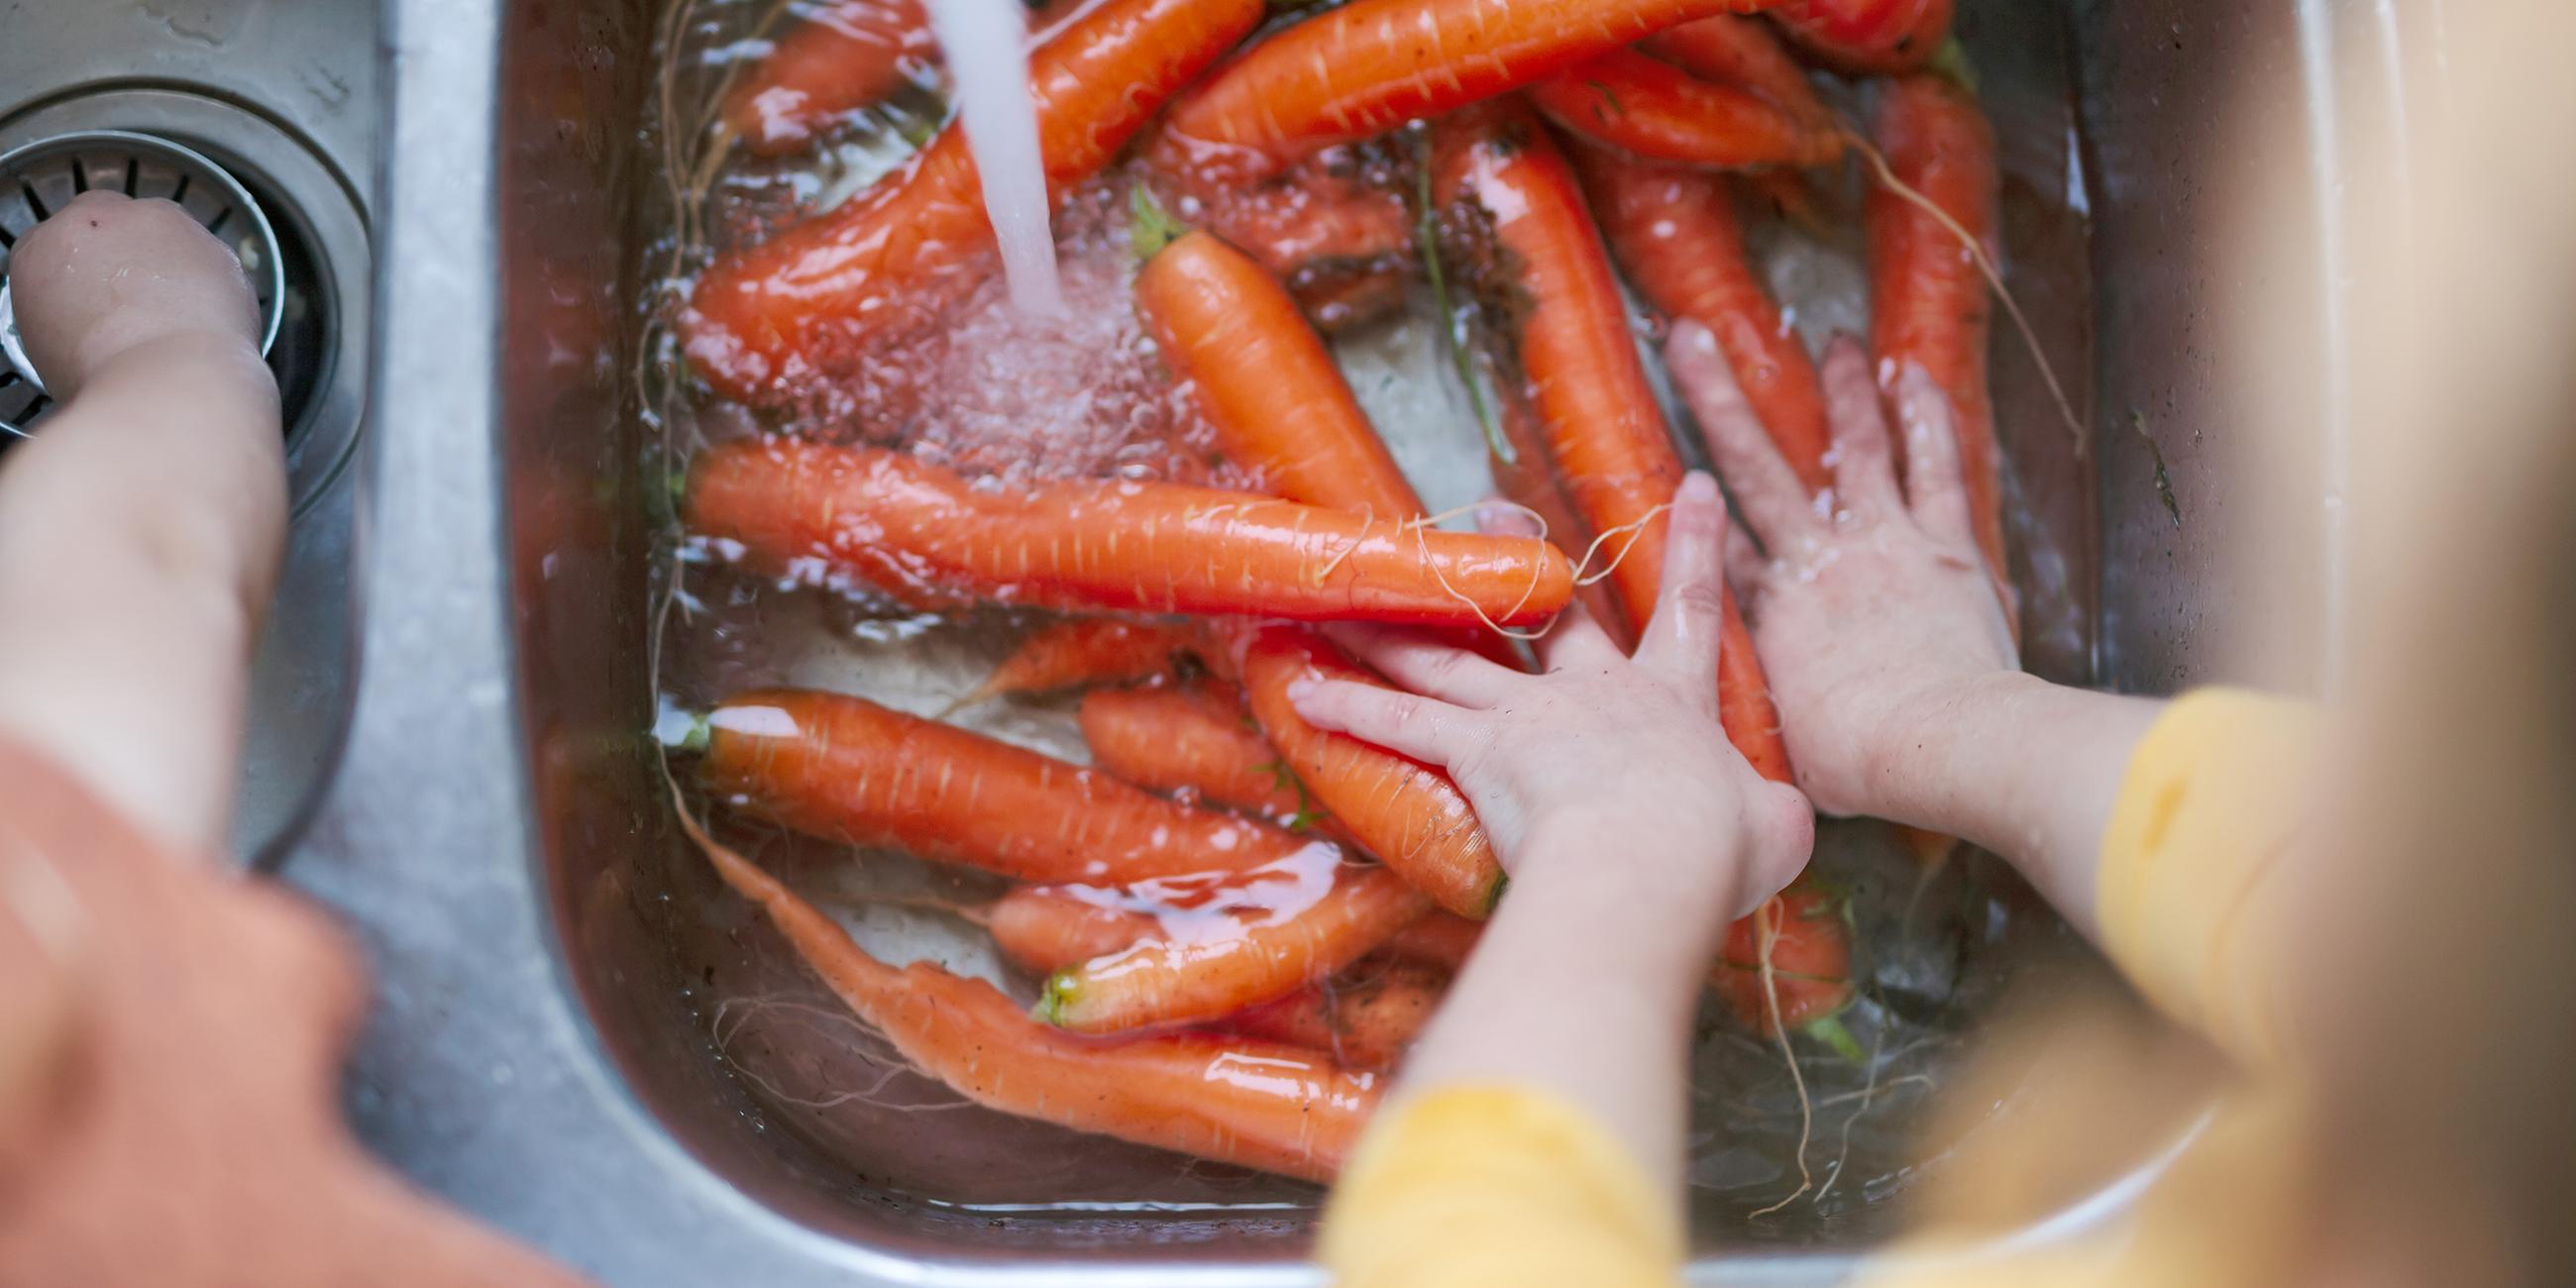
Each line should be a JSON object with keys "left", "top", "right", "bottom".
{"left": 3, "top": 0, "right": 2392, "bottom": 1281}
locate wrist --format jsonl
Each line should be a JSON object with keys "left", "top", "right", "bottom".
{"left": 1849, "top": 669, "right": 2039, "bottom": 825}
{"left": 1498, "top": 835, "right": 1734, "bottom": 999}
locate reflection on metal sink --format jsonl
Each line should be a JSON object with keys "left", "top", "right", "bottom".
{"left": 291, "top": 0, "right": 2377, "bottom": 1282}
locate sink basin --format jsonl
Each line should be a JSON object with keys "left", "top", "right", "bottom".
{"left": 280, "top": 0, "right": 2382, "bottom": 1282}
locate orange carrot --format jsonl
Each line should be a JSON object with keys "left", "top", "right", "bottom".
{"left": 720, "top": 0, "right": 936, "bottom": 156}
{"left": 1157, "top": 0, "right": 1780, "bottom": 184}
{"left": 1038, "top": 866, "right": 1431, "bottom": 1033}
{"left": 1644, "top": 14, "right": 1828, "bottom": 123}
{"left": 704, "top": 842, "right": 1378, "bottom": 1181}
{"left": 1191, "top": 156, "right": 1416, "bottom": 331}
{"left": 1238, "top": 625, "right": 1506, "bottom": 918}
{"left": 698, "top": 688, "right": 1337, "bottom": 885}
{"left": 1378, "top": 912, "right": 1482, "bottom": 972}
{"left": 1230, "top": 962, "right": 1449, "bottom": 1071}
{"left": 684, "top": 0, "right": 1262, "bottom": 402}
{"left": 988, "top": 885, "right": 1163, "bottom": 977}
{"left": 1528, "top": 48, "right": 1843, "bottom": 169}
{"left": 972, "top": 618, "right": 1196, "bottom": 702}
{"left": 1581, "top": 151, "right": 1834, "bottom": 493}
{"left": 1867, "top": 71, "right": 2006, "bottom": 588}
{"left": 1079, "top": 683, "right": 1322, "bottom": 827}
{"left": 1136, "top": 230, "right": 1425, "bottom": 519}
{"left": 1432, "top": 102, "right": 1792, "bottom": 783}
{"left": 685, "top": 440, "right": 1574, "bottom": 627}
{"left": 1712, "top": 882, "right": 1856, "bottom": 1039}
{"left": 1482, "top": 357, "right": 1636, "bottom": 650}
{"left": 1771, "top": 0, "right": 1953, "bottom": 75}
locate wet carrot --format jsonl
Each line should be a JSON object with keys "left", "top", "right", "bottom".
{"left": 1772, "top": 0, "right": 1954, "bottom": 75}
{"left": 972, "top": 618, "right": 1196, "bottom": 702}
{"left": 1038, "top": 866, "right": 1431, "bottom": 1033}
{"left": 704, "top": 842, "right": 1379, "bottom": 1181}
{"left": 1482, "top": 356, "right": 1636, "bottom": 649}
{"left": 1711, "top": 882, "right": 1856, "bottom": 1038}
{"left": 1238, "top": 625, "right": 1505, "bottom": 918}
{"left": 698, "top": 688, "right": 1337, "bottom": 885}
{"left": 684, "top": 0, "right": 1262, "bottom": 402}
{"left": 1191, "top": 156, "right": 1416, "bottom": 331}
{"left": 1644, "top": 14, "right": 1829, "bottom": 123}
{"left": 1433, "top": 102, "right": 1792, "bottom": 783}
{"left": 1136, "top": 230, "right": 1424, "bottom": 519}
{"left": 1528, "top": 48, "right": 1843, "bottom": 169}
{"left": 1378, "top": 911, "right": 1482, "bottom": 972}
{"left": 1157, "top": 0, "right": 1780, "bottom": 184}
{"left": 1867, "top": 71, "right": 2006, "bottom": 586}
{"left": 685, "top": 440, "right": 1574, "bottom": 628}
{"left": 1230, "top": 962, "right": 1449, "bottom": 1071}
{"left": 1581, "top": 151, "right": 1834, "bottom": 493}
{"left": 988, "top": 885, "right": 1163, "bottom": 976}
{"left": 720, "top": 0, "right": 936, "bottom": 156}
{"left": 1079, "top": 683, "right": 1319, "bottom": 826}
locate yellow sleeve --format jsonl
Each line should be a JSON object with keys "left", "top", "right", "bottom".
{"left": 1316, "top": 1085, "right": 1679, "bottom": 1288}
{"left": 2094, "top": 688, "right": 2319, "bottom": 1071}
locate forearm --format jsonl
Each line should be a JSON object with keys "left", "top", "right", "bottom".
{"left": 0, "top": 333, "right": 283, "bottom": 850}
{"left": 1394, "top": 839, "right": 1721, "bottom": 1192}
{"left": 1866, "top": 672, "right": 2164, "bottom": 938}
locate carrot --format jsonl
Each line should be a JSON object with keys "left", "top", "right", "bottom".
{"left": 1581, "top": 151, "right": 1834, "bottom": 493}
{"left": 1712, "top": 882, "right": 1857, "bottom": 1044}
{"left": 1481, "top": 355, "right": 1636, "bottom": 649}
{"left": 1378, "top": 911, "right": 1482, "bottom": 972}
{"left": 720, "top": 0, "right": 935, "bottom": 156}
{"left": 1527, "top": 48, "right": 1843, "bottom": 169}
{"left": 1136, "top": 229, "right": 1424, "bottom": 519}
{"left": 1156, "top": 0, "right": 1780, "bottom": 184}
{"left": 683, "top": 0, "right": 1262, "bottom": 403}
{"left": 988, "top": 885, "right": 1163, "bottom": 976}
{"left": 1238, "top": 625, "right": 1505, "bottom": 918}
{"left": 1038, "top": 866, "right": 1431, "bottom": 1033}
{"left": 1190, "top": 155, "right": 1415, "bottom": 331}
{"left": 1230, "top": 962, "right": 1449, "bottom": 1071}
{"left": 1771, "top": 0, "right": 1954, "bottom": 75}
{"left": 1644, "top": 14, "right": 1829, "bottom": 124}
{"left": 1867, "top": 71, "right": 2006, "bottom": 588}
{"left": 698, "top": 688, "right": 1337, "bottom": 885}
{"left": 703, "top": 841, "right": 1379, "bottom": 1181}
{"left": 1432, "top": 102, "right": 1792, "bottom": 783}
{"left": 685, "top": 440, "right": 1574, "bottom": 628}
{"left": 1079, "top": 683, "right": 1323, "bottom": 827}
{"left": 971, "top": 617, "right": 1196, "bottom": 702}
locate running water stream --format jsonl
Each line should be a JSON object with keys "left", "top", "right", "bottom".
{"left": 929, "top": 0, "right": 1065, "bottom": 316}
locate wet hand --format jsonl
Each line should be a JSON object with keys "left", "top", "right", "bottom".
{"left": 1665, "top": 321, "right": 2018, "bottom": 820}
{"left": 10, "top": 190, "right": 263, "bottom": 400}
{"left": 1287, "top": 472, "right": 1813, "bottom": 923}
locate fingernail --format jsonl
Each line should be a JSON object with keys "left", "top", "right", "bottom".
{"left": 1677, "top": 471, "right": 1719, "bottom": 505}
{"left": 1284, "top": 680, "right": 1317, "bottom": 703}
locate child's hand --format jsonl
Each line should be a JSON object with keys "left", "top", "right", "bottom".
{"left": 1664, "top": 322, "right": 2018, "bottom": 820}
{"left": 1287, "top": 472, "right": 1813, "bottom": 922}
{"left": 10, "top": 190, "right": 262, "bottom": 399}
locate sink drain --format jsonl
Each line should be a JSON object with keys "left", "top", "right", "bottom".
{"left": 0, "top": 130, "right": 287, "bottom": 437}
{"left": 0, "top": 90, "right": 371, "bottom": 512}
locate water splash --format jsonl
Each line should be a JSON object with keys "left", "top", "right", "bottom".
{"left": 928, "top": 0, "right": 1065, "bottom": 316}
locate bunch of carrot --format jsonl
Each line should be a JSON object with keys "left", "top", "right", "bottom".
{"left": 672, "top": 0, "right": 2007, "bottom": 1182}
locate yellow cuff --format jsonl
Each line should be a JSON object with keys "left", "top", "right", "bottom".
{"left": 1318, "top": 1085, "right": 1679, "bottom": 1288}
{"left": 2095, "top": 689, "right": 2317, "bottom": 1070}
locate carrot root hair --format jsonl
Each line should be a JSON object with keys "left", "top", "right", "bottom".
{"left": 1406, "top": 499, "right": 1557, "bottom": 642}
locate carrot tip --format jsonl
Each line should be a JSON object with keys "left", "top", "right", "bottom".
{"left": 1128, "top": 183, "right": 1191, "bottom": 261}
{"left": 655, "top": 704, "right": 713, "bottom": 756}
{"left": 1478, "top": 871, "right": 1509, "bottom": 919}
{"left": 1802, "top": 1013, "right": 1865, "bottom": 1063}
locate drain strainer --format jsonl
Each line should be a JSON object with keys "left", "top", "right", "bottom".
{"left": 0, "top": 130, "right": 285, "bottom": 439}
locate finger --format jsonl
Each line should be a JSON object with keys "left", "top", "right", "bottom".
{"left": 1320, "top": 623, "right": 1522, "bottom": 709}
{"left": 1472, "top": 497, "right": 1543, "bottom": 540}
{"left": 1634, "top": 472, "right": 1729, "bottom": 691}
{"left": 1285, "top": 677, "right": 1482, "bottom": 767}
{"left": 1820, "top": 335, "right": 1902, "bottom": 514}
{"left": 1665, "top": 321, "right": 1819, "bottom": 550}
{"left": 1533, "top": 599, "right": 1623, "bottom": 675}
{"left": 1891, "top": 362, "right": 1975, "bottom": 548}
{"left": 1730, "top": 781, "right": 1818, "bottom": 918}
